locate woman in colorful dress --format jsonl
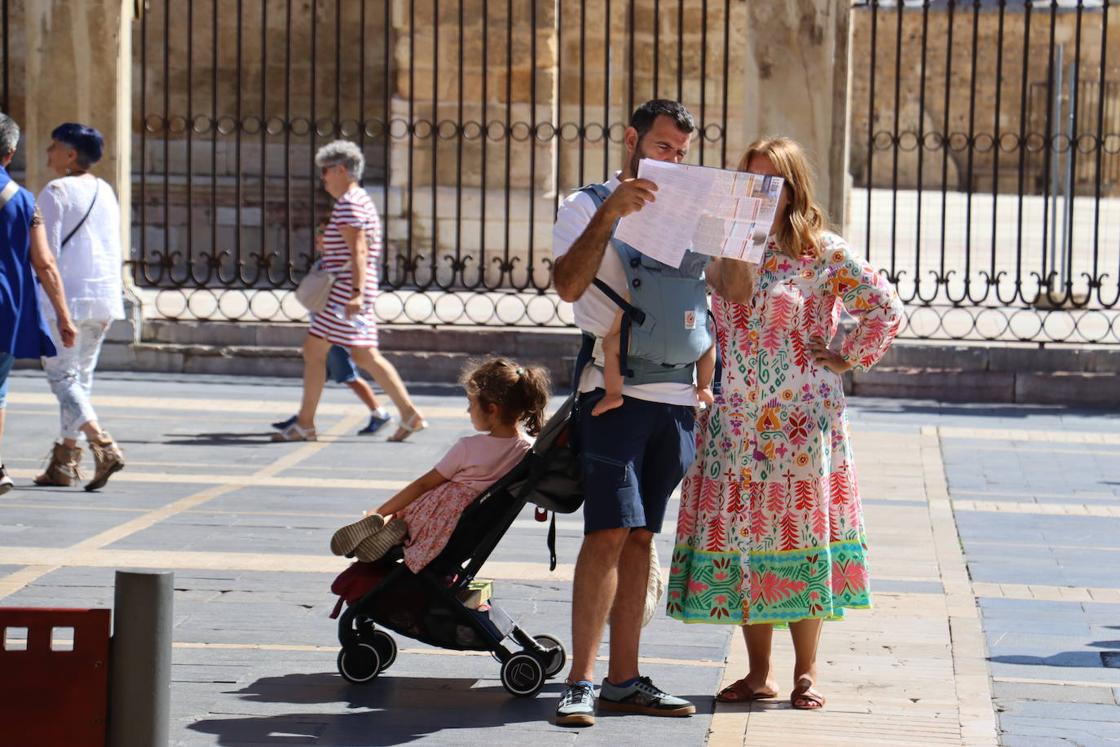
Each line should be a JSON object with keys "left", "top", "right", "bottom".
{"left": 667, "top": 137, "right": 904, "bottom": 710}
{"left": 274, "top": 140, "right": 425, "bottom": 443}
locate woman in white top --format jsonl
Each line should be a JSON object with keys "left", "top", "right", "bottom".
{"left": 33, "top": 123, "right": 125, "bottom": 491}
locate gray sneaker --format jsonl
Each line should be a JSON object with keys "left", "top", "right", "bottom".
{"left": 598, "top": 676, "right": 695, "bottom": 717}
{"left": 555, "top": 681, "right": 596, "bottom": 727}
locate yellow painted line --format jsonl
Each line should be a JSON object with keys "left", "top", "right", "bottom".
{"left": 954, "top": 500, "right": 1120, "bottom": 518}
{"left": 0, "top": 546, "right": 576, "bottom": 581}
{"left": 938, "top": 425, "right": 1120, "bottom": 446}
{"left": 0, "top": 412, "right": 367, "bottom": 601}
{"left": 4, "top": 458, "right": 425, "bottom": 476}
{"left": 5, "top": 467, "right": 406, "bottom": 491}
{"left": 0, "top": 502, "right": 147, "bottom": 514}
{"left": 972, "top": 581, "right": 1120, "bottom": 603}
{"left": 922, "top": 426, "right": 1000, "bottom": 746}
{"left": 5, "top": 391, "right": 468, "bottom": 420}
{"left": 0, "top": 565, "right": 60, "bottom": 599}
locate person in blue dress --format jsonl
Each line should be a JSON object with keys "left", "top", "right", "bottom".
{"left": 0, "top": 112, "right": 77, "bottom": 494}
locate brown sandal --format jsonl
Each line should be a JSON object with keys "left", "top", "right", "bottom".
{"left": 715, "top": 677, "right": 778, "bottom": 703}
{"left": 790, "top": 678, "right": 826, "bottom": 710}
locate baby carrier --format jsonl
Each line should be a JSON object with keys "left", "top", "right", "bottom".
{"left": 331, "top": 402, "right": 582, "bottom": 697}
{"left": 577, "top": 183, "right": 714, "bottom": 385}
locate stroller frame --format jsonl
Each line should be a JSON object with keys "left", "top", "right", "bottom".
{"left": 335, "top": 454, "right": 567, "bottom": 697}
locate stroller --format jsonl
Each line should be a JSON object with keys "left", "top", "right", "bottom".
{"left": 333, "top": 396, "right": 581, "bottom": 697}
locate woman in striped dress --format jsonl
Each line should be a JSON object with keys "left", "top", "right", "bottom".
{"left": 273, "top": 140, "right": 426, "bottom": 442}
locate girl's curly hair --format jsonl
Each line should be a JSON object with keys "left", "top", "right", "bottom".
{"left": 460, "top": 357, "right": 552, "bottom": 436}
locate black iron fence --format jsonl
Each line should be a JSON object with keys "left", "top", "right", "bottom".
{"left": 130, "top": 0, "right": 1120, "bottom": 344}
{"left": 131, "top": 0, "right": 738, "bottom": 326}
{"left": 851, "top": 0, "right": 1119, "bottom": 344}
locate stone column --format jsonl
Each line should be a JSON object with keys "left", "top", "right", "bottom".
{"left": 23, "top": 0, "right": 136, "bottom": 321}
{"left": 22, "top": 0, "right": 132, "bottom": 220}
{"left": 739, "top": 1, "right": 852, "bottom": 230}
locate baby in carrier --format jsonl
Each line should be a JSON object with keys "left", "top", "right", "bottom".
{"left": 330, "top": 357, "right": 551, "bottom": 573}
{"left": 593, "top": 307, "right": 716, "bottom": 416}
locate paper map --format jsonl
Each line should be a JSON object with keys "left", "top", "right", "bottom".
{"left": 614, "top": 160, "right": 784, "bottom": 268}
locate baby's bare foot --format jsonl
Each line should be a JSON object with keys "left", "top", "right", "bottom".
{"left": 592, "top": 394, "right": 624, "bottom": 417}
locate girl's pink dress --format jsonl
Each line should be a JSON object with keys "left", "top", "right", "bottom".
{"left": 397, "top": 432, "right": 531, "bottom": 572}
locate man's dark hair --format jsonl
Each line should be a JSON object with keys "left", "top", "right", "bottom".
{"left": 629, "top": 99, "right": 695, "bottom": 140}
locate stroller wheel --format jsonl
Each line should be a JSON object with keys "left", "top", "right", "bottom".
{"left": 371, "top": 630, "right": 397, "bottom": 672}
{"left": 532, "top": 634, "right": 566, "bottom": 678}
{"left": 337, "top": 643, "right": 382, "bottom": 684}
{"left": 500, "top": 652, "right": 546, "bottom": 697}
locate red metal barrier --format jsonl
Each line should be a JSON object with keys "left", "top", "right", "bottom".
{"left": 0, "top": 607, "right": 110, "bottom": 747}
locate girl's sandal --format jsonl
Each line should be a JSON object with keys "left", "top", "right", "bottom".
{"left": 353, "top": 518, "right": 408, "bottom": 562}
{"left": 330, "top": 513, "right": 386, "bottom": 557}
{"left": 790, "top": 678, "right": 826, "bottom": 710}
{"left": 270, "top": 422, "right": 317, "bottom": 442}
{"left": 387, "top": 412, "right": 428, "bottom": 443}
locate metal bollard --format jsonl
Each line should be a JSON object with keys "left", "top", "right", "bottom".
{"left": 108, "top": 570, "right": 173, "bottom": 747}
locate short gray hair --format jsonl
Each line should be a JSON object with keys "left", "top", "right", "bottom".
{"left": 314, "top": 140, "right": 364, "bottom": 181}
{"left": 0, "top": 112, "right": 19, "bottom": 157}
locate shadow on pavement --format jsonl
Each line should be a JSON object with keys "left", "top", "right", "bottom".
{"left": 187, "top": 672, "right": 563, "bottom": 745}
{"left": 159, "top": 432, "right": 278, "bottom": 446}
{"left": 990, "top": 645, "right": 1120, "bottom": 669}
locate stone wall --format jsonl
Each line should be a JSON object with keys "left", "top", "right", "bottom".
{"left": 385, "top": 0, "right": 750, "bottom": 287}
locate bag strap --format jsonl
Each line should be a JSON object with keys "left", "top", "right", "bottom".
{"left": 579, "top": 184, "right": 647, "bottom": 379}
{"left": 547, "top": 513, "right": 557, "bottom": 572}
{"left": 0, "top": 180, "right": 18, "bottom": 210}
{"left": 60, "top": 180, "right": 99, "bottom": 250}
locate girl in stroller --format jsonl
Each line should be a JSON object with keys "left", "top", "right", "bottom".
{"left": 331, "top": 357, "right": 550, "bottom": 573}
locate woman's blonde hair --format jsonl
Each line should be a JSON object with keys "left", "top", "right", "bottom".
{"left": 737, "top": 137, "right": 829, "bottom": 259}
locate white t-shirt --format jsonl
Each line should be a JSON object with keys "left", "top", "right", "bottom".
{"left": 36, "top": 176, "right": 125, "bottom": 322}
{"left": 552, "top": 175, "right": 700, "bottom": 407}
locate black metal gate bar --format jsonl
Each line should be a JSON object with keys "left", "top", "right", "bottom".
{"left": 853, "top": 0, "right": 1119, "bottom": 344}
{"left": 1094, "top": 1, "right": 1111, "bottom": 301}
{"left": 2, "top": 0, "right": 9, "bottom": 114}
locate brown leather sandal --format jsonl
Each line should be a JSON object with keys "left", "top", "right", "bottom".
{"left": 715, "top": 677, "right": 778, "bottom": 703}
{"left": 790, "top": 678, "right": 826, "bottom": 710}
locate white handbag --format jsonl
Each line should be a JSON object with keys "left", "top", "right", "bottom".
{"left": 294, "top": 259, "right": 337, "bottom": 313}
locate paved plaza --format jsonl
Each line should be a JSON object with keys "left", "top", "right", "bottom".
{"left": 0, "top": 371, "right": 1118, "bottom": 745}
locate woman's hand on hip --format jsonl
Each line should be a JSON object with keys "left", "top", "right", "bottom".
{"left": 809, "top": 337, "right": 851, "bottom": 374}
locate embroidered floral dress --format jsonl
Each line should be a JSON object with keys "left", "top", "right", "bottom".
{"left": 668, "top": 232, "right": 904, "bottom": 626}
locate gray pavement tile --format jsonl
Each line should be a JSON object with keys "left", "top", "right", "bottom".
{"left": 0, "top": 505, "right": 152, "bottom": 548}
{"left": 999, "top": 712, "right": 1120, "bottom": 746}
{"left": 994, "top": 680, "right": 1119, "bottom": 705}
{"left": 958, "top": 512, "right": 1120, "bottom": 548}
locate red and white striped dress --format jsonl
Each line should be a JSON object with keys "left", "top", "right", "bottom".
{"left": 308, "top": 187, "right": 381, "bottom": 348}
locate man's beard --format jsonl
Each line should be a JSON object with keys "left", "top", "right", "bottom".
{"left": 626, "top": 142, "right": 644, "bottom": 178}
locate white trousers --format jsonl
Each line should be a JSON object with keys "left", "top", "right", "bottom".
{"left": 41, "top": 319, "right": 110, "bottom": 441}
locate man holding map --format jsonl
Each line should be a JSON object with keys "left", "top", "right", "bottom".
{"left": 551, "top": 99, "right": 756, "bottom": 727}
